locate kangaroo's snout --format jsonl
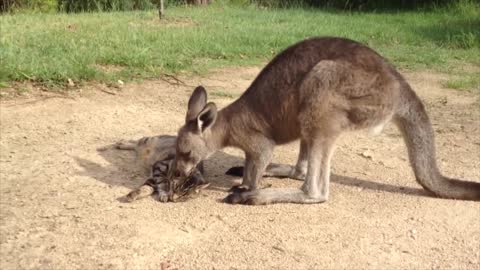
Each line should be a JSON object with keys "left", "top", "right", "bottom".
{"left": 174, "top": 159, "right": 196, "bottom": 179}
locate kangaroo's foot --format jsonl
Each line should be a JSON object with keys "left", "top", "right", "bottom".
{"left": 224, "top": 188, "right": 327, "bottom": 205}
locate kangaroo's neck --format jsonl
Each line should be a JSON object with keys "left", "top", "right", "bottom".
{"left": 206, "top": 99, "right": 249, "bottom": 151}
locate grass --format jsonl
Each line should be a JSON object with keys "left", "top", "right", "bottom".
{"left": 211, "top": 90, "right": 237, "bottom": 98}
{"left": 445, "top": 73, "right": 480, "bottom": 91}
{"left": 0, "top": 2, "right": 479, "bottom": 90}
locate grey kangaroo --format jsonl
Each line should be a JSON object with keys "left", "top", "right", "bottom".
{"left": 174, "top": 37, "right": 480, "bottom": 205}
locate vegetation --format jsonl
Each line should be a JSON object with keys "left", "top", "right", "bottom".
{"left": 2, "top": 0, "right": 475, "bottom": 12}
{"left": 57, "top": 0, "right": 155, "bottom": 12}
{"left": 0, "top": 1, "right": 478, "bottom": 90}
{"left": 1, "top": 0, "right": 175, "bottom": 12}
{"left": 250, "top": 0, "right": 467, "bottom": 9}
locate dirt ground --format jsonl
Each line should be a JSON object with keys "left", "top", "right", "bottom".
{"left": 0, "top": 67, "right": 479, "bottom": 270}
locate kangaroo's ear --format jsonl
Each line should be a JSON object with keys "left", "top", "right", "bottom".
{"left": 196, "top": 102, "right": 217, "bottom": 133}
{"left": 186, "top": 86, "right": 207, "bottom": 123}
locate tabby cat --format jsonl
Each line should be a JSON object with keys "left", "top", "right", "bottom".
{"left": 100, "top": 135, "right": 209, "bottom": 202}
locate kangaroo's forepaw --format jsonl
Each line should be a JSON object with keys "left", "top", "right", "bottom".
{"left": 228, "top": 184, "right": 250, "bottom": 193}
{"left": 223, "top": 191, "right": 263, "bottom": 205}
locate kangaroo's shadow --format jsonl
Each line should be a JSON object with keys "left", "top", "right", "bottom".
{"left": 330, "top": 174, "right": 429, "bottom": 197}
{"left": 73, "top": 145, "right": 246, "bottom": 191}
{"left": 74, "top": 147, "right": 141, "bottom": 190}
{"left": 74, "top": 143, "right": 429, "bottom": 199}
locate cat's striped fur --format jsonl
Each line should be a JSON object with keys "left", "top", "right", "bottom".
{"left": 106, "top": 135, "right": 209, "bottom": 202}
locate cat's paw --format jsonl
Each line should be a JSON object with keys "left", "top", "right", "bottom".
{"left": 156, "top": 193, "right": 169, "bottom": 203}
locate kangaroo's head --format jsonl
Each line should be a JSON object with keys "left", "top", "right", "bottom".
{"left": 175, "top": 86, "right": 218, "bottom": 178}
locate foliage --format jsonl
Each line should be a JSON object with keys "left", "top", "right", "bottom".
{"left": 0, "top": 0, "right": 177, "bottom": 12}
{"left": 249, "top": 0, "right": 479, "bottom": 10}
{"left": 57, "top": 0, "right": 155, "bottom": 12}
{"left": 2, "top": 0, "right": 478, "bottom": 12}
{"left": 0, "top": 2, "right": 478, "bottom": 90}
{"left": 1, "top": 0, "right": 57, "bottom": 12}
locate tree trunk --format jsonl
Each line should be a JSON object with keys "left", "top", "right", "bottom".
{"left": 158, "top": 0, "right": 164, "bottom": 20}
{"left": 0, "top": 0, "right": 14, "bottom": 12}
{"left": 187, "top": 0, "right": 210, "bottom": 5}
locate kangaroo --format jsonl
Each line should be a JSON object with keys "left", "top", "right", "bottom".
{"left": 174, "top": 37, "right": 480, "bottom": 205}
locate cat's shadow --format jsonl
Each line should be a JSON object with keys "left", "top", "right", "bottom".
{"left": 74, "top": 143, "right": 429, "bottom": 199}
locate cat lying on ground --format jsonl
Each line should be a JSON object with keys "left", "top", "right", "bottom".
{"left": 98, "top": 135, "right": 209, "bottom": 202}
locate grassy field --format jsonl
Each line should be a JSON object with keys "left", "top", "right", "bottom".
{"left": 0, "top": 2, "right": 479, "bottom": 90}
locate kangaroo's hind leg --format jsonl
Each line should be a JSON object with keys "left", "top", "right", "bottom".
{"left": 300, "top": 134, "right": 338, "bottom": 202}
{"left": 289, "top": 139, "right": 308, "bottom": 180}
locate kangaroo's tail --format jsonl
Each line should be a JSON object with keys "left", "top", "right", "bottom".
{"left": 394, "top": 86, "right": 480, "bottom": 200}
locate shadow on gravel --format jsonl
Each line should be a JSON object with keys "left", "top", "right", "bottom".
{"left": 331, "top": 174, "right": 429, "bottom": 197}
{"left": 73, "top": 146, "right": 245, "bottom": 191}
{"left": 74, "top": 142, "right": 429, "bottom": 200}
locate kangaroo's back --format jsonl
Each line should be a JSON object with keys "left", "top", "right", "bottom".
{"left": 230, "top": 37, "right": 399, "bottom": 144}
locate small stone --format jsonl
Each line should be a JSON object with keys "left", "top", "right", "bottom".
{"left": 360, "top": 150, "right": 374, "bottom": 160}
{"left": 409, "top": 229, "right": 417, "bottom": 240}
{"left": 160, "top": 261, "right": 171, "bottom": 270}
{"left": 62, "top": 202, "right": 77, "bottom": 210}
{"left": 272, "top": 245, "right": 285, "bottom": 252}
{"left": 119, "top": 204, "right": 136, "bottom": 209}
{"left": 379, "top": 160, "right": 395, "bottom": 169}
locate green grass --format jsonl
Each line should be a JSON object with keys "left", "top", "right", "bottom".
{"left": 0, "top": 2, "right": 479, "bottom": 89}
{"left": 211, "top": 90, "right": 237, "bottom": 98}
{"left": 445, "top": 73, "right": 480, "bottom": 91}
{"left": 0, "top": 81, "right": 9, "bottom": 88}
